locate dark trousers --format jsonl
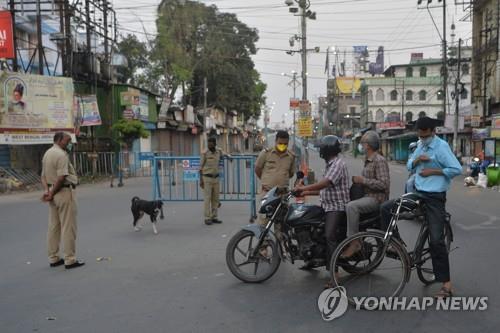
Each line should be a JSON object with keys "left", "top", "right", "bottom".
{"left": 325, "top": 211, "right": 347, "bottom": 269}
{"left": 380, "top": 192, "right": 450, "bottom": 282}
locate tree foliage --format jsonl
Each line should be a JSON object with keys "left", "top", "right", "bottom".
{"left": 114, "top": 1, "right": 267, "bottom": 119}
{"left": 112, "top": 119, "right": 149, "bottom": 147}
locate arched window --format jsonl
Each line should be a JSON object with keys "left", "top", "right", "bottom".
{"left": 418, "top": 111, "right": 426, "bottom": 118}
{"left": 419, "top": 90, "right": 427, "bottom": 101}
{"left": 405, "top": 112, "right": 413, "bottom": 123}
{"left": 375, "top": 109, "right": 384, "bottom": 122}
{"left": 376, "top": 88, "right": 385, "bottom": 101}
{"left": 390, "top": 90, "right": 398, "bottom": 101}
{"left": 420, "top": 67, "right": 427, "bottom": 77}
{"left": 461, "top": 88, "right": 468, "bottom": 99}
{"left": 461, "top": 64, "right": 470, "bottom": 75}
{"left": 437, "top": 90, "right": 444, "bottom": 100}
{"left": 406, "top": 67, "right": 413, "bottom": 77}
{"left": 406, "top": 90, "right": 413, "bottom": 101}
{"left": 437, "top": 111, "right": 445, "bottom": 121}
{"left": 368, "top": 90, "right": 373, "bottom": 101}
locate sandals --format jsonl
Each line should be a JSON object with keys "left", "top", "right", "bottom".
{"left": 434, "top": 286, "right": 453, "bottom": 299}
{"left": 340, "top": 240, "right": 362, "bottom": 259}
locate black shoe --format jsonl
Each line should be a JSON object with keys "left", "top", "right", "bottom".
{"left": 211, "top": 219, "right": 223, "bottom": 224}
{"left": 204, "top": 219, "right": 213, "bottom": 225}
{"left": 49, "top": 259, "right": 64, "bottom": 267}
{"left": 65, "top": 260, "right": 85, "bottom": 269}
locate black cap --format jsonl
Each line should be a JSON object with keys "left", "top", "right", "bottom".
{"left": 416, "top": 116, "right": 437, "bottom": 130}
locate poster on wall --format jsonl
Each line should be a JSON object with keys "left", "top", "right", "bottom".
{"left": 139, "top": 93, "right": 149, "bottom": 121}
{"left": 0, "top": 73, "right": 75, "bottom": 144}
{"left": 79, "top": 95, "right": 102, "bottom": 126}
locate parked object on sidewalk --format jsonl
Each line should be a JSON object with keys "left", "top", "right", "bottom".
{"left": 468, "top": 157, "right": 481, "bottom": 178}
{"left": 486, "top": 164, "right": 500, "bottom": 187}
{"left": 131, "top": 196, "right": 164, "bottom": 234}
{"left": 477, "top": 173, "right": 488, "bottom": 188}
{"left": 464, "top": 176, "right": 476, "bottom": 187}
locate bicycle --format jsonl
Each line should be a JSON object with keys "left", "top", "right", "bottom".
{"left": 329, "top": 193, "right": 453, "bottom": 309}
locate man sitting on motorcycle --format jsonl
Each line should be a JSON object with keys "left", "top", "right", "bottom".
{"left": 294, "top": 135, "right": 350, "bottom": 286}
{"left": 342, "top": 130, "right": 390, "bottom": 258}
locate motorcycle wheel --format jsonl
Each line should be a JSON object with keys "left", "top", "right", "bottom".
{"left": 226, "top": 230, "right": 281, "bottom": 283}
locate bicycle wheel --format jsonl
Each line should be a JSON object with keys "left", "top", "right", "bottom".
{"left": 415, "top": 223, "right": 453, "bottom": 285}
{"left": 226, "top": 230, "right": 281, "bottom": 283}
{"left": 330, "top": 231, "right": 410, "bottom": 309}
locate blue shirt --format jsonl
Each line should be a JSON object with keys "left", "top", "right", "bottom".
{"left": 407, "top": 136, "right": 462, "bottom": 193}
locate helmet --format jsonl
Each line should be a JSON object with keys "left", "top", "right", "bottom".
{"left": 319, "top": 135, "right": 341, "bottom": 159}
{"left": 408, "top": 142, "right": 418, "bottom": 153}
{"left": 360, "top": 130, "right": 380, "bottom": 151}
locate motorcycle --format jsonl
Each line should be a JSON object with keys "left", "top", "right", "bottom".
{"left": 225, "top": 184, "right": 380, "bottom": 283}
{"left": 469, "top": 157, "right": 481, "bottom": 178}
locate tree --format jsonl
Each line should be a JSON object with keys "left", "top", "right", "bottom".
{"left": 155, "top": 0, "right": 266, "bottom": 118}
{"left": 115, "top": 34, "right": 150, "bottom": 86}
{"left": 112, "top": 119, "right": 149, "bottom": 148}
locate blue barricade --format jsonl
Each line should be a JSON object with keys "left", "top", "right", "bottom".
{"left": 152, "top": 155, "right": 258, "bottom": 221}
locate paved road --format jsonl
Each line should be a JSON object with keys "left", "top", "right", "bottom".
{"left": 1, "top": 148, "right": 499, "bottom": 332}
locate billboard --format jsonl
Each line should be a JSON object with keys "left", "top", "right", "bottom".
{"left": 0, "top": 11, "right": 14, "bottom": 59}
{"left": 0, "top": 73, "right": 74, "bottom": 131}
{"left": 77, "top": 95, "right": 102, "bottom": 126}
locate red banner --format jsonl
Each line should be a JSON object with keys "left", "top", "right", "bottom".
{"left": 376, "top": 121, "right": 405, "bottom": 130}
{"left": 0, "top": 11, "right": 14, "bottom": 59}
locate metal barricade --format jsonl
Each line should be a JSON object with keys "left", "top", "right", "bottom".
{"left": 152, "top": 155, "right": 258, "bottom": 221}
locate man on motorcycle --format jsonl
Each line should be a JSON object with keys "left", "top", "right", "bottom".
{"left": 342, "top": 130, "right": 390, "bottom": 257}
{"left": 380, "top": 116, "right": 462, "bottom": 299}
{"left": 294, "top": 135, "right": 350, "bottom": 284}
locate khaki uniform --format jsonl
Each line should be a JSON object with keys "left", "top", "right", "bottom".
{"left": 200, "top": 148, "right": 225, "bottom": 220}
{"left": 41, "top": 144, "right": 79, "bottom": 265}
{"left": 256, "top": 148, "right": 295, "bottom": 225}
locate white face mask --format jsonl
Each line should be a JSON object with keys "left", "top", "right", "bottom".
{"left": 358, "top": 143, "right": 366, "bottom": 154}
{"left": 420, "top": 136, "right": 433, "bottom": 147}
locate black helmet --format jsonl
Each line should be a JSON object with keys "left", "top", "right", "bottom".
{"left": 319, "top": 135, "right": 341, "bottom": 159}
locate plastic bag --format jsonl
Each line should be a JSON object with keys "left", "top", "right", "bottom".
{"left": 477, "top": 173, "right": 487, "bottom": 188}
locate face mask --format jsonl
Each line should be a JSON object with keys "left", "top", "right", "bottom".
{"left": 358, "top": 143, "right": 365, "bottom": 154}
{"left": 66, "top": 142, "right": 73, "bottom": 153}
{"left": 420, "top": 136, "right": 433, "bottom": 147}
{"left": 276, "top": 144, "right": 288, "bottom": 152}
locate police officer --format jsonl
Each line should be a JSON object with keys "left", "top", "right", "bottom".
{"left": 255, "top": 130, "right": 296, "bottom": 224}
{"left": 200, "top": 136, "right": 228, "bottom": 225}
{"left": 41, "top": 132, "right": 84, "bottom": 269}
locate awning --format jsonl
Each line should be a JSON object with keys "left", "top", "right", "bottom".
{"left": 386, "top": 131, "right": 418, "bottom": 140}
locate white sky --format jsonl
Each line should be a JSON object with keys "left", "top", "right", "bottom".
{"left": 113, "top": 0, "right": 472, "bottom": 127}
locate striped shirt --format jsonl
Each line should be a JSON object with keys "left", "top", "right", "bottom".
{"left": 320, "top": 156, "right": 350, "bottom": 212}
{"left": 362, "top": 152, "right": 390, "bottom": 204}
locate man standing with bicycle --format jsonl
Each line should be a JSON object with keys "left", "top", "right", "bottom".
{"left": 380, "top": 117, "right": 462, "bottom": 298}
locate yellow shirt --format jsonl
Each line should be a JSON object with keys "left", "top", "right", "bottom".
{"left": 41, "top": 144, "right": 78, "bottom": 186}
{"left": 200, "top": 148, "right": 225, "bottom": 175}
{"left": 256, "top": 147, "right": 295, "bottom": 190}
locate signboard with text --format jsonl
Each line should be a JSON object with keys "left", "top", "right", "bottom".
{"left": 0, "top": 11, "right": 15, "bottom": 59}
{"left": 289, "top": 98, "right": 300, "bottom": 110}
{"left": 297, "top": 118, "right": 313, "bottom": 137}
{"left": 0, "top": 73, "right": 74, "bottom": 145}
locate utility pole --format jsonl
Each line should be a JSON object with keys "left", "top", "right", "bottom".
{"left": 300, "top": 2, "right": 307, "bottom": 101}
{"left": 36, "top": 0, "right": 44, "bottom": 74}
{"left": 453, "top": 38, "right": 462, "bottom": 154}
{"left": 442, "top": 0, "right": 448, "bottom": 116}
{"left": 283, "top": 70, "right": 300, "bottom": 146}
{"left": 103, "top": 0, "right": 109, "bottom": 64}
